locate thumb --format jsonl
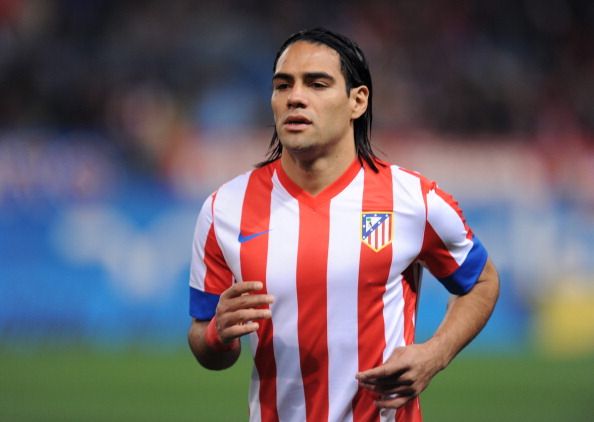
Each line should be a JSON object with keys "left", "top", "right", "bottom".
{"left": 356, "top": 362, "right": 396, "bottom": 381}
{"left": 355, "top": 347, "right": 407, "bottom": 381}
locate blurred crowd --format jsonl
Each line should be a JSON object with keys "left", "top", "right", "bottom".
{"left": 0, "top": 0, "right": 592, "bottom": 197}
{"left": 1, "top": 1, "right": 592, "bottom": 131}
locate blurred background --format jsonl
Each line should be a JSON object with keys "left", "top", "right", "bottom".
{"left": 1, "top": 0, "right": 593, "bottom": 420}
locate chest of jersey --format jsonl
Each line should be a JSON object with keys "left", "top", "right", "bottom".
{"left": 229, "top": 173, "right": 424, "bottom": 299}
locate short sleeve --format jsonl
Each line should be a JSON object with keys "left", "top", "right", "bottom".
{"left": 189, "top": 192, "right": 234, "bottom": 320}
{"left": 419, "top": 183, "right": 488, "bottom": 295}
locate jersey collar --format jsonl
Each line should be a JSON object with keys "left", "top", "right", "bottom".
{"left": 274, "top": 158, "right": 362, "bottom": 209}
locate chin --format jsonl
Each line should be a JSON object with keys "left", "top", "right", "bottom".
{"left": 279, "top": 135, "right": 315, "bottom": 151}
{"left": 282, "top": 144, "right": 324, "bottom": 164}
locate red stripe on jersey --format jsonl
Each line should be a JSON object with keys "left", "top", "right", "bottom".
{"left": 398, "top": 265, "right": 423, "bottom": 421}
{"left": 203, "top": 223, "right": 234, "bottom": 293}
{"left": 396, "top": 397, "right": 423, "bottom": 422}
{"left": 296, "top": 202, "right": 330, "bottom": 422}
{"left": 203, "top": 194, "right": 234, "bottom": 294}
{"left": 239, "top": 166, "right": 279, "bottom": 422}
{"left": 420, "top": 222, "right": 460, "bottom": 278}
{"left": 401, "top": 265, "right": 420, "bottom": 346}
{"left": 353, "top": 164, "right": 394, "bottom": 422}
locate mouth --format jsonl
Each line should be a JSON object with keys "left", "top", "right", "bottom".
{"left": 283, "top": 115, "right": 312, "bottom": 131}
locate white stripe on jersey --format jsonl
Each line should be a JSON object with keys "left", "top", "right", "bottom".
{"left": 383, "top": 167, "right": 427, "bottom": 359}
{"left": 190, "top": 194, "right": 213, "bottom": 291}
{"left": 212, "top": 172, "right": 250, "bottom": 282}
{"left": 265, "top": 170, "right": 306, "bottom": 422}
{"left": 249, "top": 364, "right": 262, "bottom": 422}
{"left": 382, "top": 272, "right": 405, "bottom": 361}
{"left": 426, "top": 189, "right": 472, "bottom": 266}
{"left": 391, "top": 167, "right": 427, "bottom": 262}
{"left": 326, "top": 169, "right": 365, "bottom": 422}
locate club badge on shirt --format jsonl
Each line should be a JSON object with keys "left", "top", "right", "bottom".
{"left": 361, "top": 211, "right": 393, "bottom": 252}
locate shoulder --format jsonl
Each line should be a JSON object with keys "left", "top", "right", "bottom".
{"left": 371, "top": 159, "right": 436, "bottom": 195}
{"left": 209, "top": 161, "right": 277, "bottom": 211}
{"left": 216, "top": 169, "right": 254, "bottom": 196}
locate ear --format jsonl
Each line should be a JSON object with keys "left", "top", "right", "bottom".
{"left": 350, "top": 85, "right": 369, "bottom": 119}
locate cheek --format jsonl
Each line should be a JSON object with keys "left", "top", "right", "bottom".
{"left": 325, "top": 102, "right": 352, "bottom": 128}
{"left": 271, "top": 93, "right": 283, "bottom": 112}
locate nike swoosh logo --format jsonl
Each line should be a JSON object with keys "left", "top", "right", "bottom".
{"left": 237, "top": 230, "right": 270, "bottom": 243}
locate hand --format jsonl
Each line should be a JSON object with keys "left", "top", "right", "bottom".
{"left": 214, "top": 281, "right": 274, "bottom": 344}
{"left": 355, "top": 342, "right": 445, "bottom": 409}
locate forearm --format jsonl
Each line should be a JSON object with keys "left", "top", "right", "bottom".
{"left": 188, "top": 319, "right": 241, "bottom": 370}
{"left": 428, "top": 258, "right": 500, "bottom": 369}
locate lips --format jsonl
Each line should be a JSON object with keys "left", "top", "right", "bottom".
{"left": 283, "top": 115, "right": 312, "bottom": 130}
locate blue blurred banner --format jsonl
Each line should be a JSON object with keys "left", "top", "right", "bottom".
{"left": 1, "top": 186, "right": 199, "bottom": 347}
{"left": 0, "top": 133, "right": 202, "bottom": 347}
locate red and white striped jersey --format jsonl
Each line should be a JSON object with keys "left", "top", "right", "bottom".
{"left": 189, "top": 158, "right": 488, "bottom": 422}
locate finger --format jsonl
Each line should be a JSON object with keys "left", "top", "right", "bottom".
{"left": 220, "top": 293, "right": 275, "bottom": 314}
{"left": 374, "top": 393, "right": 414, "bottom": 410}
{"left": 216, "top": 309, "right": 272, "bottom": 339}
{"left": 375, "top": 385, "right": 416, "bottom": 396}
{"left": 356, "top": 365, "right": 407, "bottom": 382}
{"left": 358, "top": 381, "right": 377, "bottom": 390}
{"left": 222, "top": 281, "right": 266, "bottom": 298}
{"left": 358, "top": 379, "right": 412, "bottom": 393}
{"left": 372, "top": 376, "right": 412, "bottom": 388}
{"left": 221, "top": 308, "right": 273, "bottom": 327}
{"left": 220, "top": 321, "right": 261, "bottom": 342}
{"left": 357, "top": 374, "right": 409, "bottom": 388}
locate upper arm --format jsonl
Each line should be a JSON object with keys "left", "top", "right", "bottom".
{"left": 189, "top": 193, "right": 233, "bottom": 320}
{"left": 419, "top": 183, "right": 488, "bottom": 295}
{"left": 473, "top": 257, "right": 500, "bottom": 293}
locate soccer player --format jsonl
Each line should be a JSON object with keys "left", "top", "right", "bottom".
{"left": 187, "top": 28, "right": 499, "bottom": 422}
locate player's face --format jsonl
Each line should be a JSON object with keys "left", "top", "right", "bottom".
{"left": 271, "top": 41, "right": 368, "bottom": 160}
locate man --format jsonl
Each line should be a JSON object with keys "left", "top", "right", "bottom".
{"left": 188, "top": 28, "right": 499, "bottom": 422}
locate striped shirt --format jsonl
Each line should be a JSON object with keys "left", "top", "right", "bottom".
{"left": 189, "top": 158, "right": 488, "bottom": 422}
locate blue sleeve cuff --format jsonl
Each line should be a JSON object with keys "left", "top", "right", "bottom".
{"left": 438, "top": 237, "right": 488, "bottom": 295}
{"left": 189, "top": 287, "right": 219, "bottom": 320}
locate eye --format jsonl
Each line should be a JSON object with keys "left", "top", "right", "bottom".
{"left": 310, "top": 81, "right": 328, "bottom": 89}
{"left": 273, "top": 82, "right": 289, "bottom": 91}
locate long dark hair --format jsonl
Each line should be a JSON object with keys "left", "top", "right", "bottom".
{"left": 258, "top": 27, "right": 381, "bottom": 172}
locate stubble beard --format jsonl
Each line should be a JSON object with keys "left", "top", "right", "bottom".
{"left": 279, "top": 134, "right": 327, "bottom": 164}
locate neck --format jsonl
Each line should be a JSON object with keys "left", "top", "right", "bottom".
{"left": 280, "top": 143, "right": 357, "bottom": 196}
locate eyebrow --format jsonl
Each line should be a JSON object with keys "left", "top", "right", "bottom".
{"left": 272, "top": 72, "right": 336, "bottom": 83}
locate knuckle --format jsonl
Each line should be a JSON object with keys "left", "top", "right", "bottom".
{"left": 233, "top": 310, "right": 249, "bottom": 323}
{"left": 236, "top": 296, "right": 253, "bottom": 309}
{"left": 399, "top": 376, "right": 413, "bottom": 385}
{"left": 216, "top": 303, "right": 228, "bottom": 315}
{"left": 215, "top": 315, "right": 227, "bottom": 330}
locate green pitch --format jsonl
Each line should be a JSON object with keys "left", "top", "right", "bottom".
{"left": 0, "top": 347, "right": 592, "bottom": 421}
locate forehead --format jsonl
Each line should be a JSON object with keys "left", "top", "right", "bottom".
{"left": 274, "top": 41, "right": 342, "bottom": 76}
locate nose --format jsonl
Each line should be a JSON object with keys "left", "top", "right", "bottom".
{"left": 287, "top": 83, "right": 307, "bottom": 109}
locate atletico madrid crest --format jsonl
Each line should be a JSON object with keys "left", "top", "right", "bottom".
{"left": 361, "top": 211, "right": 393, "bottom": 252}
